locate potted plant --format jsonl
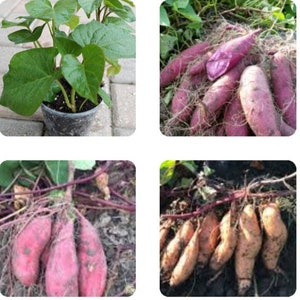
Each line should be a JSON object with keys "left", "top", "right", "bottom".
{"left": 0, "top": 0, "right": 135, "bottom": 136}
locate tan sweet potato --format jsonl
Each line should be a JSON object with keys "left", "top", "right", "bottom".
{"left": 209, "top": 209, "right": 238, "bottom": 272}
{"left": 198, "top": 211, "right": 220, "bottom": 267}
{"left": 161, "top": 219, "right": 194, "bottom": 279}
{"left": 235, "top": 204, "right": 262, "bottom": 296}
{"left": 12, "top": 216, "right": 52, "bottom": 287}
{"left": 78, "top": 214, "right": 107, "bottom": 296}
{"left": 160, "top": 218, "right": 174, "bottom": 252}
{"left": 260, "top": 202, "right": 288, "bottom": 272}
{"left": 169, "top": 221, "right": 201, "bottom": 286}
{"left": 45, "top": 218, "right": 79, "bottom": 296}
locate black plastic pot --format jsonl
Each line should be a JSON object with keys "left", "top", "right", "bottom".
{"left": 41, "top": 103, "right": 100, "bottom": 136}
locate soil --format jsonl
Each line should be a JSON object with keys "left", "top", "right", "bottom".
{"left": 160, "top": 161, "right": 296, "bottom": 297}
{"left": 43, "top": 79, "right": 102, "bottom": 113}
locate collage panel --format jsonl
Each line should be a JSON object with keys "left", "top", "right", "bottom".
{"left": 0, "top": 160, "right": 136, "bottom": 296}
{"left": 0, "top": 0, "right": 136, "bottom": 136}
{"left": 159, "top": 1, "right": 296, "bottom": 136}
{"left": 160, "top": 160, "right": 296, "bottom": 296}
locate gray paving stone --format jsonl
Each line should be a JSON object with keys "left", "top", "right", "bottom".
{"left": 87, "top": 103, "right": 112, "bottom": 136}
{"left": 113, "top": 127, "right": 135, "bottom": 136}
{"left": 0, "top": 45, "right": 23, "bottom": 73}
{"left": 0, "top": 117, "right": 44, "bottom": 136}
{"left": 111, "top": 83, "right": 136, "bottom": 129}
{"left": 0, "top": 0, "right": 22, "bottom": 18}
{"left": 110, "top": 59, "right": 136, "bottom": 84}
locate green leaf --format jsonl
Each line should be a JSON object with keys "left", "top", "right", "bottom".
{"left": 98, "top": 87, "right": 112, "bottom": 108}
{"left": 160, "top": 6, "right": 170, "bottom": 27}
{"left": 45, "top": 161, "right": 69, "bottom": 184}
{"left": 78, "top": 0, "right": 102, "bottom": 15}
{"left": 25, "top": 0, "right": 77, "bottom": 26}
{"left": 25, "top": 0, "right": 53, "bottom": 20}
{"left": 173, "top": 0, "right": 189, "bottom": 9}
{"left": 104, "top": 16, "right": 135, "bottom": 33}
{"left": 160, "top": 33, "right": 177, "bottom": 59}
{"left": 107, "top": 5, "right": 136, "bottom": 22}
{"left": 160, "top": 160, "right": 176, "bottom": 185}
{"left": 65, "top": 14, "right": 80, "bottom": 30}
{"left": 0, "top": 161, "right": 20, "bottom": 187}
{"left": 174, "top": 4, "right": 201, "bottom": 23}
{"left": 8, "top": 24, "right": 45, "bottom": 44}
{"left": 106, "top": 61, "right": 121, "bottom": 76}
{"left": 104, "top": 0, "right": 123, "bottom": 9}
{"left": 55, "top": 31, "right": 82, "bottom": 56}
{"left": 71, "top": 20, "right": 135, "bottom": 61}
{"left": 0, "top": 48, "right": 58, "bottom": 116}
{"left": 62, "top": 44, "right": 105, "bottom": 104}
{"left": 73, "top": 160, "right": 96, "bottom": 170}
{"left": 1, "top": 17, "right": 35, "bottom": 28}
{"left": 44, "top": 80, "right": 61, "bottom": 102}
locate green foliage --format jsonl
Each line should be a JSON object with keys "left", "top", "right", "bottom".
{"left": 160, "top": 0, "right": 296, "bottom": 65}
{"left": 0, "top": 160, "right": 97, "bottom": 188}
{"left": 0, "top": 0, "right": 135, "bottom": 115}
{"left": 160, "top": 160, "right": 198, "bottom": 186}
{"left": 160, "top": 0, "right": 203, "bottom": 63}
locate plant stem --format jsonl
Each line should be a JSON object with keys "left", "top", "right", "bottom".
{"left": 70, "top": 88, "right": 76, "bottom": 112}
{"left": 55, "top": 80, "right": 72, "bottom": 110}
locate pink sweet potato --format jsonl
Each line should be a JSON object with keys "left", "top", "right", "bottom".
{"left": 190, "top": 57, "right": 253, "bottom": 135}
{"left": 170, "top": 74, "right": 204, "bottom": 125}
{"left": 206, "top": 29, "right": 261, "bottom": 81}
{"left": 188, "top": 51, "right": 213, "bottom": 76}
{"left": 160, "top": 41, "right": 210, "bottom": 88}
{"left": 224, "top": 94, "right": 249, "bottom": 136}
{"left": 78, "top": 215, "right": 107, "bottom": 296}
{"left": 239, "top": 65, "right": 281, "bottom": 136}
{"left": 12, "top": 216, "right": 52, "bottom": 287}
{"left": 45, "top": 218, "right": 79, "bottom": 296}
{"left": 270, "top": 52, "right": 296, "bottom": 129}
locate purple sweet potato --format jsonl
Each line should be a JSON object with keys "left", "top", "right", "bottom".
{"left": 224, "top": 94, "right": 249, "bottom": 136}
{"left": 78, "top": 215, "right": 107, "bottom": 296}
{"left": 188, "top": 51, "right": 213, "bottom": 76}
{"left": 239, "top": 65, "right": 281, "bottom": 136}
{"left": 270, "top": 52, "right": 296, "bottom": 129}
{"left": 160, "top": 41, "right": 210, "bottom": 88}
{"left": 45, "top": 218, "right": 79, "bottom": 296}
{"left": 206, "top": 29, "right": 261, "bottom": 81}
{"left": 12, "top": 216, "right": 52, "bottom": 287}
{"left": 190, "top": 57, "right": 253, "bottom": 135}
{"left": 170, "top": 74, "right": 204, "bottom": 125}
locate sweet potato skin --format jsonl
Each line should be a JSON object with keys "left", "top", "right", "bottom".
{"left": 12, "top": 216, "right": 52, "bottom": 287}
{"left": 78, "top": 215, "right": 107, "bottom": 296}
{"left": 239, "top": 65, "right": 281, "bottom": 136}
{"left": 224, "top": 95, "right": 249, "bottom": 136}
{"left": 161, "top": 220, "right": 194, "bottom": 279}
{"left": 160, "top": 218, "right": 174, "bottom": 252}
{"left": 261, "top": 202, "right": 288, "bottom": 272}
{"left": 270, "top": 52, "right": 296, "bottom": 129}
{"left": 206, "top": 29, "right": 261, "bottom": 81}
{"left": 235, "top": 204, "right": 262, "bottom": 296}
{"left": 169, "top": 222, "right": 200, "bottom": 286}
{"left": 209, "top": 210, "right": 237, "bottom": 272}
{"left": 198, "top": 211, "right": 220, "bottom": 267}
{"left": 45, "top": 218, "right": 79, "bottom": 296}
{"left": 170, "top": 74, "right": 203, "bottom": 125}
{"left": 190, "top": 57, "right": 252, "bottom": 135}
{"left": 160, "top": 41, "right": 210, "bottom": 88}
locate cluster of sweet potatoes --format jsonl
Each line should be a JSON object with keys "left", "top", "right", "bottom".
{"left": 11, "top": 210, "right": 107, "bottom": 296}
{"left": 160, "top": 202, "right": 288, "bottom": 296}
{"left": 160, "top": 26, "right": 296, "bottom": 136}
